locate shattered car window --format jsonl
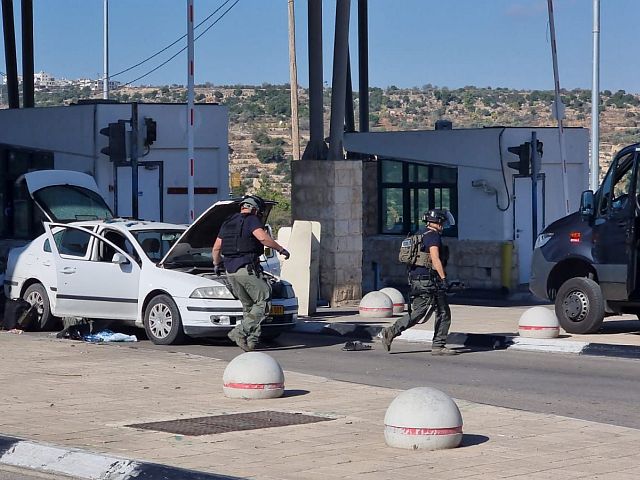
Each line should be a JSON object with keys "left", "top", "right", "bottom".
{"left": 34, "top": 185, "right": 113, "bottom": 222}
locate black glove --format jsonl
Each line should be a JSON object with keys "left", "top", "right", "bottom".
{"left": 438, "top": 277, "right": 450, "bottom": 292}
{"left": 279, "top": 248, "right": 290, "bottom": 260}
{"left": 214, "top": 263, "right": 225, "bottom": 276}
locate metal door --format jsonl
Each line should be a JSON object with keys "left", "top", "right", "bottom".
{"left": 115, "top": 162, "right": 163, "bottom": 221}
{"left": 514, "top": 175, "right": 545, "bottom": 285}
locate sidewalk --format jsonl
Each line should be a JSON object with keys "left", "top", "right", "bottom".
{"left": 295, "top": 293, "right": 640, "bottom": 358}
{"left": 1, "top": 333, "right": 640, "bottom": 479}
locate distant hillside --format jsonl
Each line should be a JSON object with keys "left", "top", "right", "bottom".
{"left": 4, "top": 83, "right": 640, "bottom": 228}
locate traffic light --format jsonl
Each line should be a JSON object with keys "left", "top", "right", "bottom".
{"left": 99, "top": 122, "right": 126, "bottom": 164}
{"left": 507, "top": 142, "right": 531, "bottom": 176}
{"left": 143, "top": 117, "right": 157, "bottom": 147}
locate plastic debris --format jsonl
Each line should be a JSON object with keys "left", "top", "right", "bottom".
{"left": 342, "top": 340, "right": 372, "bottom": 351}
{"left": 83, "top": 329, "right": 138, "bottom": 343}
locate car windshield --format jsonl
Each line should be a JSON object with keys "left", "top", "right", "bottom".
{"left": 132, "top": 230, "right": 184, "bottom": 263}
{"left": 33, "top": 185, "right": 113, "bottom": 222}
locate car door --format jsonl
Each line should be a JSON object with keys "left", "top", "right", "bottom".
{"left": 592, "top": 147, "right": 638, "bottom": 300}
{"left": 44, "top": 223, "right": 141, "bottom": 320}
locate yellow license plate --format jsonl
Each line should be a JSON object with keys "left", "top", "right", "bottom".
{"left": 270, "top": 305, "right": 284, "bottom": 315}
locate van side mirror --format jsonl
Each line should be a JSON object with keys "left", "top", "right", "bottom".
{"left": 111, "top": 252, "right": 130, "bottom": 265}
{"left": 580, "top": 190, "right": 595, "bottom": 220}
{"left": 263, "top": 247, "right": 273, "bottom": 258}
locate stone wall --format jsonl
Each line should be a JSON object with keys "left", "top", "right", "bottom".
{"left": 291, "top": 160, "right": 363, "bottom": 306}
{"left": 362, "top": 235, "right": 519, "bottom": 295}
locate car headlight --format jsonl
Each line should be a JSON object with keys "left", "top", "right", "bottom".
{"left": 534, "top": 233, "right": 554, "bottom": 249}
{"left": 190, "top": 286, "right": 235, "bottom": 299}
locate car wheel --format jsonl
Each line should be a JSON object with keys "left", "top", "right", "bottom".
{"left": 144, "top": 294, "right": 185, "bottom": 345}
{"left": 23, "top": 283, "right": 59, "bottom": 331}
{"left": 555, "top": 277, "right": 604, "bottom": 334}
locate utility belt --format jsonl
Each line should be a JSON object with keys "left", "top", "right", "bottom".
{"left": 409, "top": 269, "right": 438, "bottom": 282}
{"left": 244, "top": 261, "right": 264, "bottom": 276}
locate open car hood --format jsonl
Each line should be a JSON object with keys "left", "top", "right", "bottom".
{"left": 21, "top": 170, "right": 113, "bottom": 223}
{"left": 158, "top": 198, "right": 274, "bottom": 267}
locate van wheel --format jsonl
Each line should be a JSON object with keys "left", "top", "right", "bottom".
{"left": 555, "top": 277, "right": 604, "bottom": 334}
{"left": 23, "top": 283, "right": 59, "bottom": 331}
{"left": 144, "top": 294, "right": 185, "bottom": 345}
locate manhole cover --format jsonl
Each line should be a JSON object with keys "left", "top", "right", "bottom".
{"left": 126, "top": 410, "right": 333, "bottom": 436}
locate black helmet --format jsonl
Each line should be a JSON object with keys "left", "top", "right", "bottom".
{"left": 422, "top": 209, "right": 448, "bottom": 225}
{"left": 240, "top": 195, "right": 265, "bottom": 214}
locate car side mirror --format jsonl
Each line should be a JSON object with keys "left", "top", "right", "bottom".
{"left": 580, "top": 190, "right": 595, "bottom": 220}
{"left": 111, "top": 252, "right": 129, "bottom": 265}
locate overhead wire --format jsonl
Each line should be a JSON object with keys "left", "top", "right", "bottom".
{"left": 110, "top": 0, "right": 234, "bottom": 78}
{"left": 114, "top": 0, "right": 241, "bottom": 89}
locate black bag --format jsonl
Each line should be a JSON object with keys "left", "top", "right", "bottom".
{"left": 3, "top": 298, "right": 38, "bottom": 331}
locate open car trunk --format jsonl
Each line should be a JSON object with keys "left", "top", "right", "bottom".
{"left": 21, "top": 170, "right": 113, "bottom": 223}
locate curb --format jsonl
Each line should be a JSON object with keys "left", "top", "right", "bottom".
{"left": 293, "top": 321, "right": 640, "bottom": 359}
{"left": 0, "top": 435, "right": 235, "bottom": 480}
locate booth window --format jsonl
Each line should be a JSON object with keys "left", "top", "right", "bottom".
{"left": 379, "top": 158, "right": 458, "bottom": 237}
{"left": 0, "top": 146, "right": 54, "bottom": 239}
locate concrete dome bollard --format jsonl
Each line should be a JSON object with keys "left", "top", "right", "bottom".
{"left": 384, "top": 387, "right": 463, "bottom": 450}
{"left": 379, "top": 288, "right": 405, "bottom": 314}
{"left": 518, "top": 306, "right": 560, "bottom": 339}
{"left": 359, "top": 291, "right": 393, "bottom": 318}
{"left": 223, "top": 352, "right": 285, "bottom": 399}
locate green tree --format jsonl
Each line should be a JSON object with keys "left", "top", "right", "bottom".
{"left": 255, "top": 174, "right": 291, "bottom": 232}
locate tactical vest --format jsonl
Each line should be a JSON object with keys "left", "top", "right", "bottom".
{"left": 399, "top": 232, "right": 433, "bottom": 268}
{"left": 220, "top": 213, "right": 264, "bottom": 258}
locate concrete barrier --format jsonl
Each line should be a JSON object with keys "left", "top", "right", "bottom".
{"left": 223, "top": 352, "right": 285, "bottom": 399}
{"left": 379, "top": 288, "right": 405, "bottom": 314}
{"left": 384, "top": 387, "right": 463, "bottom": 450}
{"left": 518, "top": 306, "right": 560, "bottom": 339}
{"left": 359, "top": 291, "right": 393, "bottom": 318}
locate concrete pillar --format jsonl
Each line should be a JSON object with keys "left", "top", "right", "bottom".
{"left": 291, "top": 160, "right": 363, "bottom": 305}
{"left": 302, "top": 0, "right": 328, "bottom": 160}
{"left": 328, "top": 0, "right": 351, "bottom": 160}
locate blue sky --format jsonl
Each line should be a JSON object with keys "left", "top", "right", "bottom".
{"left": 0, "top": 0, "right": 638, "bottom": 92}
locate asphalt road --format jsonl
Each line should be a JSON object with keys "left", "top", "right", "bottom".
{"left": 123, "top": 331, "right": 640, "bottom": 430}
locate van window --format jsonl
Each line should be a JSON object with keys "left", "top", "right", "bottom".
{"left": 599, "top": 152, "right": 634, "bottom": 215}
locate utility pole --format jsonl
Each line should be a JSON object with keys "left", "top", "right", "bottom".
{"left": 590, "top": 0, "right": 600, "bottom": 191}
{"left": 103, "top": 0, "right": 109, "bottom": 99}
{"left": 131, "top": 103, "right": 139, "bottom": 219}
{"left": 287, "top": 0, "right": 300, "bottom": 160}
{"left": 186, "top": 0, "right": 196, "bottom": 223}
{"left": 546, "top": 0, "right": 570, "bottom": 215}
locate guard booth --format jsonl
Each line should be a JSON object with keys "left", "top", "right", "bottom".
{"left": 345, "top": 126, "right": 590, "bottom": 290}
{"left": 0, "top": 101, "right": 229, "bottom": 268}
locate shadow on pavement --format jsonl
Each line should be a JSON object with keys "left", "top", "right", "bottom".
{"left": 460, "top": 434, "right": 490, "bottom": 447}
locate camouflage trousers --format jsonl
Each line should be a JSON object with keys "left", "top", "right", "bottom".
{"left": 387, "top": 278, "right": 451, "bottom": 348}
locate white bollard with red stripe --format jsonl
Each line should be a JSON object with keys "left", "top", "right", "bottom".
{"left": 379, "top": 287, "right": 405, "bottom": 314}
{"left": 384, "top": 387, "right": 463, "bottom": 450}
{"left": 223, "top": 352, "right": 284, "bottom": 399}
{"left": 518, "top": 306, "right": 560, "bottom": 339}
{"left": 359, "top": 291, "right": 393, "bottom": 318}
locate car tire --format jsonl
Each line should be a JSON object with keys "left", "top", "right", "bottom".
{"left": 144, "top": 294, "right": 185, "bottom": 345}
{"left": 23, "top": 283, "right": 59, "bottom": 331}
{"left": 555, "top": 277, "right": 604, "bottom": 334}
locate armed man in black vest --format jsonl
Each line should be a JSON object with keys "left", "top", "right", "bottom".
{"left": 212, "top": 195, "right": 290, "bottom": 351}
{"left": 381, "top": 209, "right": 459, "bottom": 356}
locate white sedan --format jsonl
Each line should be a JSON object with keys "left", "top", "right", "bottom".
{"left": 3, "top": 170, "right": 298, "bottom": 345}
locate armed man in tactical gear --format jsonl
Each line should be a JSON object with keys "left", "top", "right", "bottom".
{"left": 212, "top": 195, "right": 290, "bottom": 351}
{"left": 381, "top": 209, "right": 459, "bottom": 356}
